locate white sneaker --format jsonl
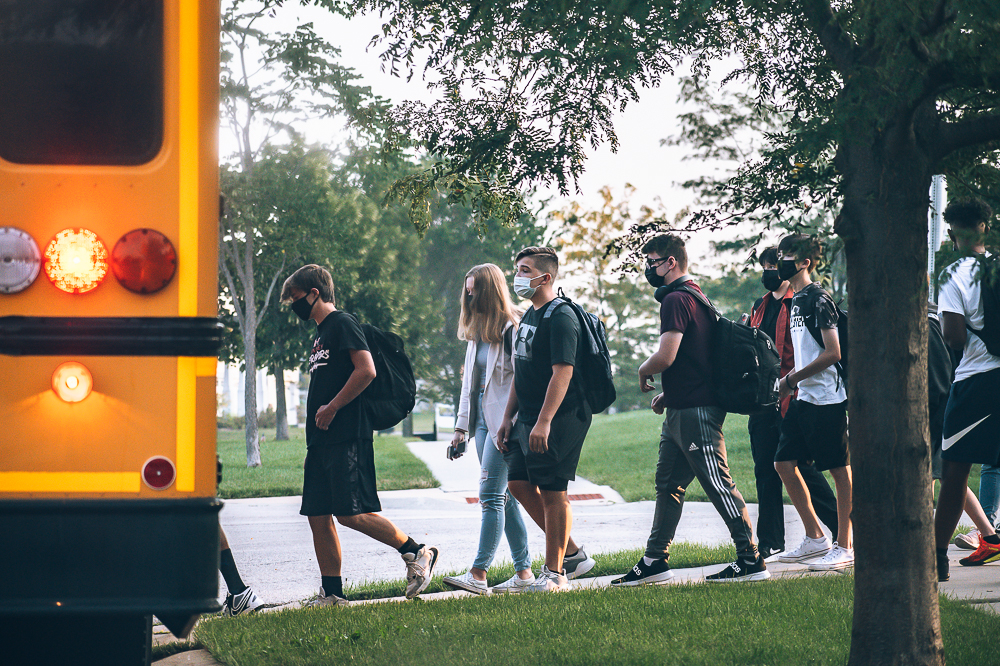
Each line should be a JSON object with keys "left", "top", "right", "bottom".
{"left": 304, "top": 586, "right": 350, "bottom": 608}
{"left": 563, "top": 546, "right": 596, "bottom": 580}
{"left": 778, "top": 535, "right": 832, "bottom": 562}
{"left": 223, "top": 587, "right": 267, "bottom": 616}
{"left": 954, "top": 529, "right": 981, "bottom": 550}
{"left": 442, "top": 571, "right": 491, "bottom": 596}
{"left": 402, "top": 545, "right": 440, "bottom": 599}
{"left": 525, "top": 566, "right": 571, "bottom": 593}
{"left": 807, "top": 543, "right": 855, "bottom": 571}
{"left": 492, "top": 572, "right": 536, "bottom": 594}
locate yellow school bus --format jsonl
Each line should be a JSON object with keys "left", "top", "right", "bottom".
{"left": 0, "top": 1, "right": 221, "bottom": 661}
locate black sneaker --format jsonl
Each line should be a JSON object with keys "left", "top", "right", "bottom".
{"left": 610, "top": 558, "right": 674, "bottom": 587}
{"left": 706, "top": 557, "right": 770, "bottom": 582}
{"left": 937, "top": 550, "right": 950, "bottom": 582}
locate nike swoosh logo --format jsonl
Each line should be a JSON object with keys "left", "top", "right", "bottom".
{"left": 943, "top": 415, "right": 991, "bottom": 450}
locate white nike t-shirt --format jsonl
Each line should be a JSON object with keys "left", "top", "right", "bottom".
{"left": 938, "top": 256, "right": 1000, "bottom": 382}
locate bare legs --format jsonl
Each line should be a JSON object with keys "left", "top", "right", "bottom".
{"left": 307, "top": 513, "right": 408, "bottom": 577}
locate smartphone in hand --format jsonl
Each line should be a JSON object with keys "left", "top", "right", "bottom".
{"left": 447, "top": 439, "right": 467, "bottom": 460}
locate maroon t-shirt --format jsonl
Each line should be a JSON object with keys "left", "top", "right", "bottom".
{"left": 659, "top": 281, "right": 716, "bottom": 409}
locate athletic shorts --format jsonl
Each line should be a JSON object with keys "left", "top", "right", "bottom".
{"left": 942, "top": 368, "right": 1000, "bottom": 465}
{"left": 776, "top": 399, "right": 850, "bottom": 472}
{"left": 300, "top": 440, "right": 382, "bottom": 517}
{"left": 504, "top": 408, "right": 592, "bottom": 492}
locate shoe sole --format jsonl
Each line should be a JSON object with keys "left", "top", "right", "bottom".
{"left": 442, "top": 578, "right": 491, "bottom": 596}
{"left": 565, "top": 558, "right": 596, "bottom": 580}
{"left": 610, "top": 571, "right": 675, "bottom": 587}
{"left": 706, "top": 570, "right": 771, "bottom": 583}
{"left": 954, "top": 540, "right": 978, "bottom": 550}
{"left": 807, "top": 562, "right": 854, "bottom": 571}
{"left": 492, "top": 585, "right": 532, "bottom": 594}
{"left": 778, "top": 550, "right": 831, "bottom": 563}
{"left": 406, "top": 547, "right": 440, "bottom": 599}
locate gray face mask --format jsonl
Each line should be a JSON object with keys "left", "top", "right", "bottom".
{"left": 513, "top": 274, "right": 544, "bottom": 299}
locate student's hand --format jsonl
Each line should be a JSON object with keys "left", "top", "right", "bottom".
{"left": 315, "top": 402, "right": 338, "bottom": 430}
{"left": 496, "top": 418, "right": 513, "bottom": 453}
{"left": 448, "top": 430, "right": 466, "bottom": 459}
{"left": 639, "top": 371, "right": 657, "bottom": 393}
{"left": 651, "top": 393, "right": 666, "bottom": 415}
{"left": 529, "top": 420, "right": 550, "bottom": 454}
{"left": 778, "top": 374, "right": 796, "bottom": 400}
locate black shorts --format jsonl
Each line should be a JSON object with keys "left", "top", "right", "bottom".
{"left": 300, "top": 440, "right": 382, "bottom": 517}
{"left": 776, "top": 399, "right": 850, "bottom": 472}
{"left": 942, "top": 368, "right": 1000, "bottom": 465}
{"left": 504, "top": 408, "right": 592, "bottom": 492}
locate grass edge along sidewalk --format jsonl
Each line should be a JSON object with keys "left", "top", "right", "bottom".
{"left": 194, "top": 574, "right": 1000, "bottom": 666}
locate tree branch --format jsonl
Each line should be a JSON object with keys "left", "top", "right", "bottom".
{"left": 799, "top": 0, "right": 859, "bottom": 72}
{"left": 919, "top": 0, "right": 957, "bottom": 37}
{"left": 933, "top": 114, "right": 1000, "bottom": 161}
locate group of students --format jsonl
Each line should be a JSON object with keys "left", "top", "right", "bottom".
{"left": 216, "top": 201, "right": 1000, "bottom": 612}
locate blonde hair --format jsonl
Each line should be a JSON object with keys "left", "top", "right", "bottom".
{"left": 457, "top": 264, "right": 523, "bottom": 343}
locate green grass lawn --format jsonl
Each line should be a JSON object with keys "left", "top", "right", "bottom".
{"left": 343, "top": 543, "right": 736, "bottom": 602}
{"left": 217, "top": 429, "right": 438, "bottom": 499}
{"left": 578, "top": 410, "right": 984, "bottom": 505}
{"left": 194, "top": 575, "right": 1000, "bottom": 666}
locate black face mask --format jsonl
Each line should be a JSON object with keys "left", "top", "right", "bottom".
{"left": 777, "top": 259, "right": 802, "bottom": 281}
{"left": 644, "top": 265, "right": 665, "bottom": 289}
{"left": 761, "top": 269, "right": 783, "bottom": 292}
{"left": 291, "top": 294, "right": 315, "bottom": 321}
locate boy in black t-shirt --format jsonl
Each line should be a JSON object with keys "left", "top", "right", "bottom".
{"left": 612, "top": 234, "right": 767, "bottom": 585}
{"left": 281, "top": 265, "right": 439, "bottom": 605}
{"left": 497, "top": 247, "right": 593, "bottom": 592}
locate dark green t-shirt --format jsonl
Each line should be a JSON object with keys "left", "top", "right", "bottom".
{"left": 513, "top": 300, "right": 582, "bottom": 422}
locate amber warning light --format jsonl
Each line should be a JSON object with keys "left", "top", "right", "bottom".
{"left": 52, "top": 361, "right": 93, "bottom": 403}
{"left": 44, "top": 228, "right": 109, "bottom": 294}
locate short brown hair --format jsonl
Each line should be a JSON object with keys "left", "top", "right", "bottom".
{"left": 642, "top": 234, "right": 688, "bottom": 271}
{"left": 778, "top": 234, "right": 822, "bottom": 269}
{"left": 281, "top": 264, "right": 336, "bottom": 305}
{"left": 515, "top": 246, "right": 559, "bottom": 278}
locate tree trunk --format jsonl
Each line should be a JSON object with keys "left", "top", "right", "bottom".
{"left": 243, "top": 338, "right": 261, "bottom": 468}
{"left": 274, "top": 364, "right": 289, "bottom": 441}
{"left": 838, "top": 115, "right": 944, "bottom": 665}
{"left": 243, "top": 240, "right": 261, "bottom": 467}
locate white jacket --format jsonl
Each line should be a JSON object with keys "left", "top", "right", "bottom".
{"left": 454, "top": 322, "right": 516, "bottom": 447}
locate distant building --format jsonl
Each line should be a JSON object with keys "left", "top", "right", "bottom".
{"left": 217, "top": 362, "right": 301, "bottom": 427}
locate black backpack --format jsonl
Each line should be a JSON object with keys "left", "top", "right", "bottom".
{"left": 800, "top": 287, "right": 850, "bottom": 389}
{"left": 967, "top": 255, "right": 1000, "bottom": 357}
{"left": 672, "top": 285, "right": 781, "bottom": 415}
{"left": 541, "top": 293, "right": 617, "bottom": 413}
{"left": 355, "top": 320, "right": 417, "bottom": 431}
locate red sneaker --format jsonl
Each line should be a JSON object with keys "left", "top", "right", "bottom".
{"left": 959, "top": 537, "right": 1000, "bottom": 566}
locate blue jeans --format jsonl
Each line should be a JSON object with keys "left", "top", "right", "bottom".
{"left": 981, "top": 464, "right": 1000, "bottom": 526}
{"left": 472, "top": 391, "right": 531, "bottom": 571}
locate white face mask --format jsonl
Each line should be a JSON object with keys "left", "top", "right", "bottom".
{"left": 513, "top": 274, "right": 544, "bottom": 299}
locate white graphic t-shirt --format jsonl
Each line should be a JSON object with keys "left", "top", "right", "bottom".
{"left": 788, "top": 283, "right": 847, "bottom": 405}
{"left": 938, "top": 255, "right": 1000, "bottom": 382}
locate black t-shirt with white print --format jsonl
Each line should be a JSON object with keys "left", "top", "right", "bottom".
{"left": 513, "top": 301, "right": 583, "bottom": 422}
{"left": 788, "top": 282, "right": 846, "bottom": 405}
{"left": 305, "top": 311, "right": 371, "bottom": 446}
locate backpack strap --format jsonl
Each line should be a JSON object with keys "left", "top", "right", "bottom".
{"left": 672, "top": 284, "right": 722, "bottom": 321}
